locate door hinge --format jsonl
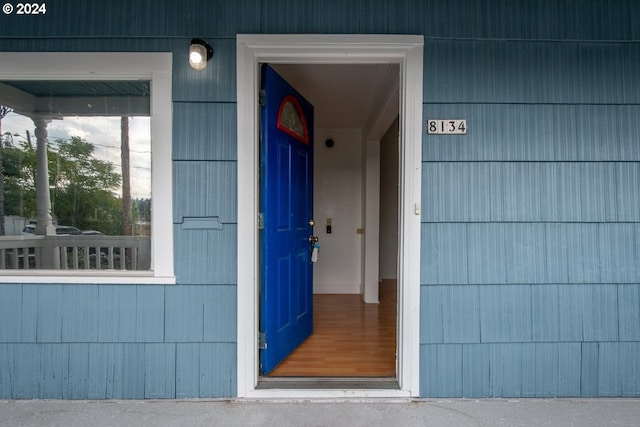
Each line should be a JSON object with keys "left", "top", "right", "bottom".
{"left": 258, "top": 332, "right": 267, "bottom": 349}
{"left": 258, "top": 212, "right": 264, "bottom": 229}
{"left": 259, "top": 89, "right": 266, "bottom": 107}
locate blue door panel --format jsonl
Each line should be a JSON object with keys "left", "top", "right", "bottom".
{"left": 260, "top": 64, "right": 314, "bottom": 375}
{"left": 276, "top": 255, "right": 291, "bottom": 331}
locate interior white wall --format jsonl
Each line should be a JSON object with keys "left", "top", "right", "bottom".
{"left": 379, "top": 117, "right": 399, "bottom": 280}
{"left": 313, "top": 128, "right": 363, "bottom": 294}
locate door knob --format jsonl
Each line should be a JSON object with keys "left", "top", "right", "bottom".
{"left": 308, "top": 236, "right": 319, "bottom": 244}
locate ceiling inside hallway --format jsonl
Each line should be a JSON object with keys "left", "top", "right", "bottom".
{"left": 271, "top": 63, "right": 399, "bottom": 133}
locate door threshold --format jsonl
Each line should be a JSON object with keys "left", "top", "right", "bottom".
{"left": 256, "top": 377, "right": 399, "bottom": 390}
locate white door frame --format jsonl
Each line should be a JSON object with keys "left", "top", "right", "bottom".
{"left": 236, "top": 34, "right": 423, "bottom": 398}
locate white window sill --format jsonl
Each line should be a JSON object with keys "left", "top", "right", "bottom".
{"left": 0, "top": 271, "right": 176, "bottom": 284}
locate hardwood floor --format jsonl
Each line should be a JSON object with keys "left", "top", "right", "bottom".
{"left": 267, "top": 280, "right": 397, "bottom": 377}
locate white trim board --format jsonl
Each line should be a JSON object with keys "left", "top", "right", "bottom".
{"left": 236, "top": 34, "right": 423, "bottom": 398}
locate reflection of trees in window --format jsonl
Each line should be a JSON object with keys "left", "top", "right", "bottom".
{"left": 0, "top": 105, "right": 12, "bottom": 235}
{"left": 54, "top": 136, "right": 123, "bottom": 234}
{"left": 1, "top": 131, "right": 134, "bottom": 235}
{"left": 0, "top": 79, "right": 152, "bottom": 238}
{"left": 2, "top": 129, "right": 35, "bottom": 221}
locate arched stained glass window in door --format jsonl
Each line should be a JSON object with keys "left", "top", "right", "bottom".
{"left": 277, "top": 95, "right": 309, "bottom": 144}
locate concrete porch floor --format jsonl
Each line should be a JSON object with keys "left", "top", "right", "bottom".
{"left": 1, "top": 398, "right": 639, "bottom": 426}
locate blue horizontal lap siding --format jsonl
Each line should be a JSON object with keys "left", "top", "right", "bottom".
{"left": 0, "top": 284, "right": 237, "bottom": 399}
{"left": 0, "top": 343, "right": 178, "bottom": 399}
{"left": 488, "top": 344, "right": 527, "bottom": 397}
{"left": 171, "top": 159, "right": 237, "bottom": 285}
{"left": 166, "top": 0, "right": 262, "bottom": 37}
{"left": 462, "top": 343, "right": 490, "bottom": 397}
{"left": 35, "top": 286, "right": 64, "bottom": 343}
{"left": 5, "top": 0, "right": 639, "bottom": 41}
{"left": 425, "top": 42, "right": 640, "bottom": 104}
{"left": 165, "top": 285, "right": 237, "bottom": 343}
{"left": 0, "top": 285, "right": 165, "bottom": 345}
{"left": 531, "top": 285, "right": 560, "bottom": 342}
{"left": 97, "top": 287, "right": 137, "bottom": 342}
{"left": 145, "top": 343, "right": 177, "bottom": 399}
{"left": 422, "top": 33, "right": 640, "bottom": 396}
{"left": 619, "top": 285, "right": 640, "bottom": 341}
{"left": 62, "top": 286, "right": 99, "bottom": 342}
{"left": 0, "top": 285, "right": 22, "bottom": 342}
{"left": 422, "top": 342, "right": 587, "bottom": 397}
{"left": 172, "top": 162, "right": 237, "bottom": 222}
{"left": 173, "top": 103, "right": 238, "bottom": 161}
{"left": 421, "top": 344, "right": 463, "bottom": 397}
{"left": 424, "top": 162, "right": 640, "bottom": 223}
{"left": 424, "top": 104, "right": 640, "bottom": 162}
{"left": 566, "top": 1, "right": 640, "bottom": 41}
{"left": 0, "top": 0, "right": 168, "bottom": 38}
{"left": 479, "top": 285, "right": 532, "bottom": 343}
{"left": 176, "top": 343, "right": 236, "bottom": 398}
{"left": 173, "top": 225, "right": 238, "bottom": 285}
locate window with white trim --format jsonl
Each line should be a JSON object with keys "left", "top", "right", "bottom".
{"left": 0, "top": 53, "right": 174, "bottom": 283}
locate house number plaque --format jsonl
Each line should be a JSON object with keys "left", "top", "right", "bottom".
{"left": 427, "top": 119, "right": 467, "bottom": 135}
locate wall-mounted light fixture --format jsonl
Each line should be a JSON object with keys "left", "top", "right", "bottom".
{"left": 189, "top": 38, "right": 213, "bottom": 70}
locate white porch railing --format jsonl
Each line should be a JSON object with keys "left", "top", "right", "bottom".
{"left": 0, "top": 235, "right": 151, "bottom": 270}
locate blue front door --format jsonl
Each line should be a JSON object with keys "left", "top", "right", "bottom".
{"left": 259, "top": 65, "right": 315, "bottom": 375}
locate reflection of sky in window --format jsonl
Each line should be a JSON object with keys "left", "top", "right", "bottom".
{"left": 2, "top": 112, "right": 151, "bottom": 199}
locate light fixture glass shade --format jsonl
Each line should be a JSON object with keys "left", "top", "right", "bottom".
{"left": 189, "top": 43, "right": 208, "bottom": 70}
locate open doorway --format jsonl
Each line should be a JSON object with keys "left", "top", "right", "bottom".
{"left": 260, "top": 63, "right": 400, "bottom": 379}
{"left": 236, "top": 35, "right": 423, "bottom": 398}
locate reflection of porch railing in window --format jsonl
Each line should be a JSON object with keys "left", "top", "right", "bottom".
{"left": 0, "top": 235, "right": 151, "bottom": 270}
